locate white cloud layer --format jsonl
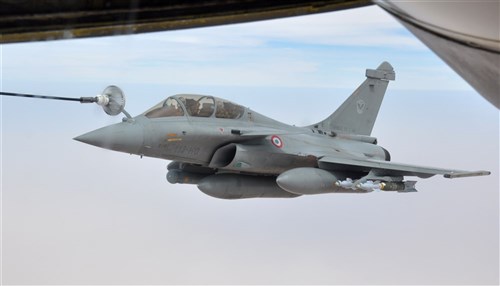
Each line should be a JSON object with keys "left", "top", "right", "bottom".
{"left": 3, "top": 6, "right": 471, "bottom": 91}
{"left": 2, "top": 5, "right": 498, "bottom": 284}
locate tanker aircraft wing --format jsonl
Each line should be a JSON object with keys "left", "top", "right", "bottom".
{"left": 2, "top": 1, "right": 498, "bottom": 108}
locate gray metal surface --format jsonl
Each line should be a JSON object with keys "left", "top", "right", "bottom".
{"left": 308, "top": 61, "right": 394, "bottom": 135}
{"left": 74, "top": 62, "right": 490, "bottom": 199}
{"left": 376, "top": 1, "right": 500, "bottom": 108}
{"left": 397, "top": 20, "right": 500, "bottom": 109}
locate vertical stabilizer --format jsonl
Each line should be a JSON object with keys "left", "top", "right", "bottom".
{"left": 310, "top": 62, "right": 395, "bottom": 136}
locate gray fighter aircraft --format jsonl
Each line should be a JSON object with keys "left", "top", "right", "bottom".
{"left": 72, "top": 62, "right": 490, "bottom": 199}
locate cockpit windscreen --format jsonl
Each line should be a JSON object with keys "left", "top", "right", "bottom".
{"left": 144, "top": 95, "right": 245, "bottom": 119}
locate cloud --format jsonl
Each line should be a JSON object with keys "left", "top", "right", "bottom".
{"left": 1, "top": 5, "right": 498, "bottom": 283}
{"left": 2, "top": 6, "right": 472, "bottom": 94}
{"left": 138, "top": 6, "right": 422, "bottom": 49}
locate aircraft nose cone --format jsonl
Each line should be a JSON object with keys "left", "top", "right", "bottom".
{"left": 74, "top": 122, "right": 144, "bottom": 154}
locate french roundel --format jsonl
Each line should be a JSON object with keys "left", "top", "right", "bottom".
{"left": 271, "top": 135, "right": 283, "bottom": 148}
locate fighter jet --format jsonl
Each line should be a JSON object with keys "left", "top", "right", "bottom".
{"left": 71, "top": 61, "right": 490, "bottom": 199}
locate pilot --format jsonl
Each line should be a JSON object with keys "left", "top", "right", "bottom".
{"left": 226, "top": 103, "right": 237, "bottom": 118}
{"left": 185, "top": 99, "right": 200, "bottom": 116}
{"left": 216, "top": 101, "right": 226, "bottom": 118}
{"left": 164, "top": 105, "right": 184, "bottom": 116}
{"left": 145, "top": 98, "right": 185, "bottom": 118}
{"left": 198, "top": 102, "right": 214, "bottom": 117}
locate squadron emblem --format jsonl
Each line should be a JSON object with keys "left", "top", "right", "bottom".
{"left": 356, "top": 99, "right": 366, "bottom": 114}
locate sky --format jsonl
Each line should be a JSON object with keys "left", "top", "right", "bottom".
{"left": 1, "top": 5, "right": 499, "bottom": 285}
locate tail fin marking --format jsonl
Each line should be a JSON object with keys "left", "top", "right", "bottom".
{"left": 310, "top": 61, "right": 395, "bottom": 136}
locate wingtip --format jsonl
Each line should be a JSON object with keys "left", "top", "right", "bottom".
{"left": 444, "top": 170, "right": 491, "bottom": 179}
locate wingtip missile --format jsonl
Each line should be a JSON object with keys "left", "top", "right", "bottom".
{"left": 444, "top": 171, "right": 491, "bottom": 179}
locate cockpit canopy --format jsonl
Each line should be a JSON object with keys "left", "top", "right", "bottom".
{"left": 144, "top": 95, "right": 245, "bottom": 119}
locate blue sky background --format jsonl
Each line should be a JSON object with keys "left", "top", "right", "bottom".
{"left": 1, "top": 6, "right": 498, "bottom": 284}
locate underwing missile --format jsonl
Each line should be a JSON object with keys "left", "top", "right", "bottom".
{"left": 335, "top": 178, "right": 354, "bottom": 189}
{"left": 381, "top": 181, "right": 418, "bottom": 193}
{"left": 356, "top": 181, "right": 383, "bottom": 192}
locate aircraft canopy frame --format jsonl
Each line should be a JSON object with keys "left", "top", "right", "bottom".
{"left": 144, "top": 94, "right": 245, "bottom": 119}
